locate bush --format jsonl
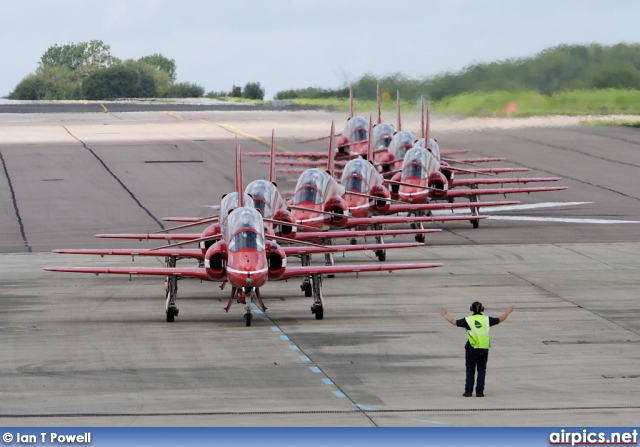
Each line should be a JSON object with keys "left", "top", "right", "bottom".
{"left": 82, "top": 63, "right": 156, "bottom": 99}
{"left": 168, "top": 82, "right": 205, "bottom": 98}
{"left": 243, "top": 82, "right": 264, "bottom": 100}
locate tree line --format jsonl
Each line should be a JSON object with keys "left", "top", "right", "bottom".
{"left": 275, "top": 43, "right": 640, "bottom": 101}
{"left": 9, "top": 40, "right": 217, "bottom": 100}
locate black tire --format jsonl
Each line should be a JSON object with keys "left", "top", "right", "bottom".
{"left": 315, "top": 308, "right": 324, "bottom": 320}
{"left": 472, "top": 219, "right": 479, "bottom": 229}
{"left": 303, "top": 283, "right": 312, "bottom": 297}
{"left": 415, "top": 233, "right": 425, "bottom": 243}
{"left": 166, "top": 309, "right": 175, "bottom": 323}
{"left": 244, "top": 313, "right": 252, "bottom": 327}
{"left": 376, "top": 250, "right": 386, "bottom": 262}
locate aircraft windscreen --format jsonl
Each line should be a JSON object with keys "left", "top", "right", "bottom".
{"left": 293, "top": 186, "right": 322, "bottom": 205}
{"left": 342, "top": 175, "right": 365, "bottom": 192}
{"left": 347, "top": 116, "right": 369, "bottom": 142}
{"left": 391, "top": 131, "right": 416, "bottom": 157}
{"left": 341, "top": 158, "right": 373, "bottom": 192}
{"left": 229, "top": 230, "right": 265, "bottom": 252}
{"left": 401, "top": 148, "right": 432, "bottom": 180}
{"left": 373, "top": 124, "right": 394, "bottom": 149}
{"left": 428, "top": 139, "right": 440, "bottom": 160}
{"left": 246, "top": 180, "right": 275, "bottom": 216}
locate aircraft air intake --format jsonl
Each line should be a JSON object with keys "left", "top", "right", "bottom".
{"left": 204, "top": 241, "right": 227, "bottom": 280}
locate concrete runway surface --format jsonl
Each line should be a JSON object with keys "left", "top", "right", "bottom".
{"left": 1, "top": 108, "right": 639, "bottom": 426}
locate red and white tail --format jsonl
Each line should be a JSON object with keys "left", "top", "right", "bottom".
{"left": 396, "top": 90, "right": 402, "bottom": 131}
{"left": 425, "top": 100, "right": 430, "bottom": 145}
{"left": 367, "top": 113, "right": 373, "bottom": 161}
{"left": 349, "top": 83, "right": 354, "bottom": 118}
{"left": 269, "top": 130, "right": 276, "bottom": 185}
{"left": 235, "top": 137, "right": 244, "bottom": 208}
{"left": 376, "top": 84, "right": 382, "bottom": 124}
{"left": 421, "top": 97, "right": 425, "bottom": 139}
{"left": 327, "top": 121, "right": 335, "bottom": 174}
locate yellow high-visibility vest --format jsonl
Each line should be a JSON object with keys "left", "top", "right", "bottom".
{"left": 465, "top": 315, "right": 491, "bottom": 349}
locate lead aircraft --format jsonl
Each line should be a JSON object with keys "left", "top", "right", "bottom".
{"left": 45, "top": 141, "right": 443, "bottom": 326}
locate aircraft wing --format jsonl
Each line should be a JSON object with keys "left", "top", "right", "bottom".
{"left": 346, "top": 215, "right": 487, "bottom": 227}
{"left": 293, "top": 228, "right": 441, "bottom": 241}
{"left": 95, "top": 233, "right": 204, "bottom": 241}
{"left": 44, "top": 266, "right": 211, "bottom": 280}
{"left": 386, "top": 200, "right": 519, "bottom": 214}
{"left": 283, "top": 242, "right": 421, "bottom": 255}
{"left": 244, "top": 151, "right": 329, "bottom": 159}
{"left": 445, "top": 186, "right": 568, "bottom": 199}
{"left": 451, "top": 167, "right": 530, "bottom": 174}
{"left": 450, "top": 177, "right": 562, "bottom": 188}
{"left": 280, "top": 262, "right": 443, "bottom": 279}
{"left": 52, "top": 248, "right": 205, "bottom": 260}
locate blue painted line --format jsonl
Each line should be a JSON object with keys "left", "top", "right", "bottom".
{"left": 262, "top": 317, "right": 271, "bottom": 323}
{"left": 289, "top": 345, "right": 300, "bottom": 351}
{"left": 299, "top": 356, "right": 310, "bottom": 362}
{"left": 270, "top": 326, "right": 281, "bottom": 332}
{"left": 279, "top": 335, "right": 290, "bottom": 341}
{"left": 309, "top": 366, "right": 321, "bottom": 373}
{"left": 354, "top": 404, "right": 377, "bottom": 411}
{"left": 332, "top": 391, "right": 346, "bottom": 398}
{"left": 255, "top": 309, "right": 263, "bottom": 314}
{"left": 322, "top": 378, "right": 333, "bottom": 385}
{"left": 410, "top": 418, "right": 449, "bottom": 425}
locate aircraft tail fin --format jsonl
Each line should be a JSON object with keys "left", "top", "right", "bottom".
{"left": 376, "top": 84, "right": 382, "bottom": 124}
{"left": 396, "top": 90, "right": 402, "bottom": 131}
{"left": 235, "top": 137, "right": 244, "bottom": 208}
{"left": 367, "top": 113, "right": 373, "bottom": 161}
{"left": 328, "top": 121, "right": 335, "bottom": 174}
{"left": 421, "top": 97, "right": 425, "bottom": 139}
{"left": 349, "top": 83, "right": 354, "bottom": 118}
{"left": 269, "top": 130, "right": 276, "bottom": 185}
{"left": 425, "top": 100, "right": 430, "bottom": 145}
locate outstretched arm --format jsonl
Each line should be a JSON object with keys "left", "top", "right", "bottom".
{"left": 440, "top": 307, "right": 457, "bottom": 326}
{"left": 498, "top": 305, "right": 515, "bottom": 323}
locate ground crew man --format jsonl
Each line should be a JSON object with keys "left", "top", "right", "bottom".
{"left": 440, "top": 302, "right": 515, "bottom": 397}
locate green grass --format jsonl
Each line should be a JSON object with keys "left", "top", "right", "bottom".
{"left": 434, "top": 89, "right": 640, "bottom": 117}
{"left": 223, "top": 89, "right": 640, "bottom": 121}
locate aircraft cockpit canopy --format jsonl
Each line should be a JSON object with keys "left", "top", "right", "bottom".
{"left": 245, "top": 180, "right": 278, "bottom": 217}
{"left": 293, "top": 169, "right": 329, "bottom": 205}
{"left": 341, "top": 158, "right": 374, "bottom": 192}
{"left": 346, "top": 116, "right": 369, "bottom": 142}
{"left": 401, "top": 147, "right": 433, "bottom": 180}
{"left": 391, "top": 130, "right": 416, "bottom": 160}
{"left": 226, "top": 208, "right": 265, "bottom": 252}
{"left": 373, "top": 123, "right": 394, "bottom": 150}
{"left": 220, "top": 192, "right": 255, "bottom": 226}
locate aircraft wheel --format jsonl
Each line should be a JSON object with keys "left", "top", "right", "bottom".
{"left": 415, "top": 233, "right": 425, "bottom": 243}
{"left": 472, "top": 219, "right": 479, "bottom": 229}
{"left": 166, "top": 311, "right": 175, "bottom": 323}
{"left": 303, "top": 282, "right": 312, "bottom": 297}
{"left": 350, "top": 238, "right": 357, "bottom": 245}
{"left": 314, "top": 308, "right": 324, "bottom": 320}
{"left": 244, "top": 313, "right": 253, "bottom": 327}
{"left": 376, "top": 250, "right": 386, "bottom": 262}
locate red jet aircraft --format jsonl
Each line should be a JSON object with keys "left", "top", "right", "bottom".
{"left": 46, "top": 142, "right": 443, "bottom": 326}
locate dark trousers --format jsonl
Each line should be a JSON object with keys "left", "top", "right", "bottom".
{"left": 465, "top": 346, "right": 489, "bottom": 395}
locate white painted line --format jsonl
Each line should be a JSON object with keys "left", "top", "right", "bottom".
{"left": 433, "top": 201, "right": 592, "bottom": 215}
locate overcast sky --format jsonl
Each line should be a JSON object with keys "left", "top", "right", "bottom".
{"left": 2, "top": 0, "right": 639, "bottom": 99}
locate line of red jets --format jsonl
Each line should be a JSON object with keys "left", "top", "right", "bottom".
{"left": 45, "top": 88, "right": 567, "bottom": 326}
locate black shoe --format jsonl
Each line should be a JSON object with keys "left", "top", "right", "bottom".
{"left": 476, "top": 393, "right": 484, "bottom": 397}
{"left": 462, "top": 393, "right": 472, "bottom": 397}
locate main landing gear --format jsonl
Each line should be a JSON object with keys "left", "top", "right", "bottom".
{"left": 373, "top": 223, "right": 386, "bottom": 261}
{"left": 309, "top": 273, "right": 324, "bottom": 320}
{"left": 469, "top": 188, "right": 480, "bottom": 229}
{"left": 164, "top": 255, "right": 179, "bottom": 322}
